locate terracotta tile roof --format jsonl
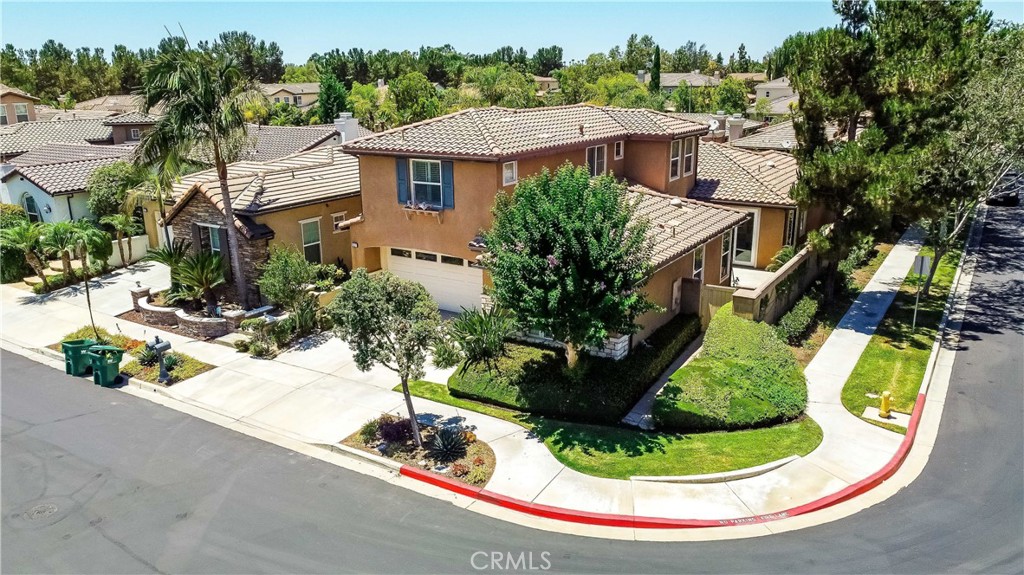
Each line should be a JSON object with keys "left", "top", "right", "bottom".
{"left": 642, "top": 72, "right": 721, "bottom": 88}
{"left": 342, "top": 105, "right": 708, "bottom": 160}
{"left": 74, "top": 94, "right": 165, "bottom": 115}
{"left": 41, "top": 109, "right": 119, "bottom": 122}
{"left": 165, "top": 146, "right": 359, "bottom": 239}
{"left": 242, "top": 124, "right": 340, "bottom": 162}
{"left": 0, "top": 83, "right": 40, "bottom": 102}
{"left": 670, "top": 112, "right": 763, "bottom": 132}
{"left": 628, "top": 183, "right": 749, "bottom": 269}
{"left": 260, "top": 82, "right": 320, "bottom": 95}
{"left": 0, "top": 119, "right": 113, "bottom": 158}
{"left": 690, "top": 141, "right": 798, "bottom": 207}
{"left": 2, "top": 152, "right": 134, "bottom": 196}
{"left": 10, "top": 142, "right": 136, "bottom": 167}
{"left": 730, "top": 119, "right": 801, "bottom": 152}
{"left": 103, "top": 111, "right": 160, "bottom": 125}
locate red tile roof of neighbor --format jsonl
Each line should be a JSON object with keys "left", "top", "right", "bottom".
{"left": 0, "top": 83, "right": 40, "bottom": 102}
{"left": 341, "top": 104, "right": 709, "bottom": 160}
{"left": 690, "top": 141, "right": 799, "bottom": 207}
{"left": 0, "top": 119, "right": 114, "bottom": 157}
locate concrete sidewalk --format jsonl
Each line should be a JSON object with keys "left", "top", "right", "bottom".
{"left": 0, "top": 229, "right": 925, "bottom": 522}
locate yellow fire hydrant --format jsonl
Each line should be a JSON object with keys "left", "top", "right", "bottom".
{"left": 880, "top": 391, "right": 892, "bottom": 419}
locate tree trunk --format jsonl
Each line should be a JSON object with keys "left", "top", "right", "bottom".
{"left": 25, "top": 250, "right": 49, "bottom": 290}
{"left": 822, "top": 260, "right": 839, "bottom": 304}
{"left": 921, "top": 245, "right": 945, "bottom": 297}
{"left": 214, "top": 151, "right": 249, "bottom": 309}
{"left": 126, "top": 231, "right": 134, "bottom": 264}
{"left": 80, "top": 253, "right": 98, "bottom": 341}
{"left": 204, "top": 288, "right": 218, "bottom": 316}
{"left": 115, "top": 232, "right": 127, "bottom": 268}
{"left": 60, "top": 251, "right": 72, "bottom": 277}
{"left": 400, "top": 376, "right": 423, "bottom": 449}
{"left": 565, "top": 342, "right": 579, "bottom": 369}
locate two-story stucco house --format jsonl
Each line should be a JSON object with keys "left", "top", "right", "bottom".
{"left": 0, "top": 84, "right": 40, "bottom": 126}
{"left": 260, "top": 83, "right": 320, "bottom": 109}
{"left": 341, "top": 104, "right": 749, "bottom": 347}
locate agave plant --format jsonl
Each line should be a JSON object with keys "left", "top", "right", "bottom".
{"left": 428, "top": 426, "right": 468, "bottom": 463}
{"left": 175, "top": 250, "right": 226, "bottom": 315}
{"left": 447, "top": 306, "right": 516, "bottom": 369}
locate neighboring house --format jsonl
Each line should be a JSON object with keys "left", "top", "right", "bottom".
{"left": 0, "top": 83, "right": 41, "bottom": 125}
{"left": 260, "top": 83, "right": 320, "bottom": 109}
{"left": 690, "top": 141, "right": 806, "bottom": 271}
{"left": 0, "top": 142, "right": 137, "bottom": 223}
{"left": 37, "top": 108, "right": 119, "bottom": 122}
{"left": 75, "top": 94, "right": 165, "bottom": 115}
{"left": 748, "top": 77, "right": 799, "bottom": 121}
{"left": 0, "top": 118, "right": 115, "bottom": 162}
{"left": 640, "top": 70, "right": 722, "bottom": 94}
{"left": 753, "top": 77, "right": 794, "bottom": 101}
{"left": 533, "top": 76, "right": 559, "bottom": 95}
{"left": 163, "top": 146, "right": 362, "bottom": 304}
{"left": 103, "top": 112, "right": 159, "bottom": 144}
{"left": 671, "top": 112, "right": 762, "bottom": 141}
{"left": 730, "top": 119, "right": 802, "bottom": 153}
{"left": 728, "top": 72, "right": 768, "bottom": 84}
{"left": 341, "top": 104, "right": 748, "bottom": 347}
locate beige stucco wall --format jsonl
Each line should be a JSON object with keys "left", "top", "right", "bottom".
{"left": 622, "top": 137, "right": 697, "bottom": 197}
{"left": 256, "top": 196, "right": 362, "bottom": 269}
{"left": 1, "top": 94, "right": 37, "bottom": 124}
{"left": 267, "top": 89, "right": 319, "bottom": 107}
{"left": 756, "top": 207, "right": 787, "bottom": 269}
{"left": 111, "top": 125, "right": 147, "bottom": 145}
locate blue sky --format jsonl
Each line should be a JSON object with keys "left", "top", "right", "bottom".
{"left": 3, "top": 1, "right": 1022, "bottom": 64}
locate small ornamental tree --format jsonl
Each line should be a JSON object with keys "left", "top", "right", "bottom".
{"left": 86, "top": 162, "right": 147, "bottom": 218}
{"left": 328, "top": 269, "right": 441, "bottom": 447}
{"left": 256, "top": 245, "right": 318, "bottom": 310}
{"left": 484, "top": 163, "right": 658, "bottom": 368}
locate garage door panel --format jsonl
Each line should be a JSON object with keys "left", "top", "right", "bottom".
{"left": 386, "top": 248, "right": 483, "bottom": 312}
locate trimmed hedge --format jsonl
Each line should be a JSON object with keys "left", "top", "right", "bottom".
{"left": 653, "top": 304, "right": 807, "bottom": 432}
{"left": 775, "top": 295, "right": 819, "bottom": 344}
{"left": 448, "top": 313, "right": 702, "bottom": 424}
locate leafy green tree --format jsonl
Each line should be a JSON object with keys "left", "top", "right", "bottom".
{"left": 588, "top": 72, "right": 649, "bottom": 107}
{"left": 484, "top": 164, "right": 658, "bottom": 368}
{"left": 670, "top": 41, "right": 712, "bottom": 73}
{"left": 649, "top": 46, "right": 661, "bottom": 92}
{"left": 624, "top": 34, "right": 656, "bottom": 74}
{"left": 317, "top": 72, "right": 348, "bottom": 125}
{"left": 328, "top": 269, "right": 442, "bottom": 447}
{"left": 86, "top": 161, "right": 147, "bottom": 218}
{"left": 202, "top": 31, "right": 284, "bottom": 83}
{"left": 282, "top": 60, "right": 320, "bottom": 83}
{"left": 713, "top": 77, "right": 749, "bottom": 114}
{"left": 530, "top": 45, "right": 563, "bottom": 76}
{"left": 463, "top": 64, "right": 536, "bottom": 108}
{"left": 0, "top": 221, "right": 49, "bottom": 290}
{"left": 268, "top": 102, "right": 305, "bottom": 126}
{"left": 257, "top": 245, "right": 318, "bottom": 310}
{"left": 752, "top": 97, "right": 772, "bottom": 120}
{"left": 736, "top": 43, "right": 751, "bottom": 73}
{"left": 350, "top": 81, "right": 397, "bottom": 131}
{"left": 389, "top": 71, "right": 442, "bottom": 124}
{"left": 137, "top": 41, "right": 264, "bottom": 306}
{"left": 1, "top": 44, "right": 36, "bottom": 94}
{"left": 108, "top": 44, "right": 145, "bottom": 93}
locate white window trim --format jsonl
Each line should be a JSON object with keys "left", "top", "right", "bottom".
{"left": 614, "top": 140, "right": 624, "bottom": 160}
{"left": 586, "top": 144, "right": 607, "bottom": 177}
{"left": 693, "top": 244, "right": 705, "bottom": 283}
{"left": 410, "top": 158, "right": 443, "bottom": 207}
{"left": 0, "top": 106, "right": 7, "bottom": 124}
{"left": 502, "top": 161, "right": 518, "bottom": 186}
{"left": 721, "top": 229, "right": 734, "bottom": 282}
{"left": 21, "top": 194, "right": 40, "bottom": 222}
{"left": 669, "top": 139, "right": 682, "bottom": 181}
{"left": 734, "top": 207, "right": 761, "bottom": 267}
{"left": 295, "top": 95, "right": 303, "bottom": 105}
{"left": 683, "top": 137, "right": 695, "bottom": 177}
{"left": 196, "top": 223, "right": 222, "bottom": 254}
{"left": 14, "top": 102, "right": 29, "bottom": 122}
{"left": 129, "top": 128, "right": 141, "bottom": 140}
{"left": 331, "top": 211, "right": 349, "bottom": 234}
{"left": 299, "top": 216, "right": 323, "bottom": 263}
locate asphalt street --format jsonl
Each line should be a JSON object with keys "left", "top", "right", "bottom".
{"left": 2, "top": 204, "right": 1022, "bottom": 574}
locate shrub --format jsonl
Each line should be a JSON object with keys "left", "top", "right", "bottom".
{"left": 438, "top": 306, "right": 516, "bottom": 369}
{"left": 0, "top": 205, "right": 32, "bottom": 283}
{"left": 839, "top": 235, "right": 875, "bottom": 278}
{"left": 136, "top": 346, "right": 159, "bottom": 367}
{"left": 162, "top": 353, "right": 181, "bottom": 371}
{"left": 257, "top": 246, "right": 318, "bottom": 310}
{"left": 449, "top": 313, "right": 701, "bottom": 424}
{"left": 765, "top": 245, "right": 797, "bottom": 272}
{"left": 466, "top": 465, "right": 489, "bottom": 486}
{"left": 85, "top": 161, "right": 146, "bottom": 218}
{"left": 428, "top": 426, "right": 468, "bottom": 462}
{"left": 379, "top": 418, "right": 413, "bottom": 443}
{"left": 653, "top": 304, "right": 807, "bottom": 432}
{"left": 450, "top": 462, "right": 470, "bottom": 477}
{"left": 775, "top": 296, "right": 819, "bottom": 344}
{"left": 246, "top": 339, "right": 273, "bottom": 358}
{"left": 359, "top": 418, "right": 380, "bottom": 444}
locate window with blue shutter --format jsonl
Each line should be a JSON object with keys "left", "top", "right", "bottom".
{"left": 441, "top": 161, "right": 454, "bottom": 209}
{"left": 396, "top": 157, "right": 410, "bottom": 205}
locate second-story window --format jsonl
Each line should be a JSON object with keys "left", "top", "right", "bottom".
{"left": 14, "top": 103, "right": 29, "bottom": 123}
{"left": 0, "top": 106, "right": 7, "bottom": 125}
{"left": 129, "top": 128, "right": 141, "bottom": 140}
{"left": 295, "top": 95, "right": 303, "bottom": 106}
{"left": 670, "top": 139, "right": 682, "bottom": 180}
{"left": 411, "top": 159, "right": 442, "bottom": 206}
{"left": 683, "top": 137, "right": 695, "bottom": 176}
{"left": 586, "top": 144, "right": 606, "bottom": 177}
{"left": 503, "top": 161, "right": 518, "bottom": 186}
{"left": 721, "top": 230, "right": 733, "bottom": 282}
{"left": 693, "top": 244, "right": 705, "bottom": 282}
{"left": 614, "top": 140, "right": 624, "bottom": 159}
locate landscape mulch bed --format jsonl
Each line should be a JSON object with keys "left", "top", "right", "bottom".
{"left": 342, "top": 426, "right": 496, "bottom": 487}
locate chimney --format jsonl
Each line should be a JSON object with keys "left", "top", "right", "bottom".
{"left": 637, "top": 70, "right": 646, "bottom": 84}
{"left": 692, "top": 69, "right": 699, "bottom": 75}
{"left": 334, "top": 112, "right": 360, "bottom": 144}
{"left": 713, "top": 71, "right": 721, "bottom": 80}
{"left": 376, "top": 78, "right": 385, "bottom": 89}
{"left": 710, "top": 110, "right": 728, "bottom": 142}
{"left": 726, "top": 113, "right": 745, "bottom": 142}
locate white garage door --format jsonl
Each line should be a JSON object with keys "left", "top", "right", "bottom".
{"left": 385, "top": 247, "right": 483, "bottom": 312}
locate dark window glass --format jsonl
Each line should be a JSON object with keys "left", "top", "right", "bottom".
{"left": 415, "top": 251, "right": 438, "bottom": 262}
{"left": 390, "top": 248, "right": 412, "bottom": 258}
{"left": 441, "top": 255, "right": 464, "bottom": 266}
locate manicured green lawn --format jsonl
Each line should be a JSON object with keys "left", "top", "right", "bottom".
{"left": 842, "top": 244, "right": 962, "bottom": 433}
{"left": 405, "top": 380, "right": 822, "bottom": 479}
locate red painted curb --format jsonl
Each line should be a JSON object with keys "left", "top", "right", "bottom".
{"left": 399, "top": 393, "right": 926, "bottom": 530}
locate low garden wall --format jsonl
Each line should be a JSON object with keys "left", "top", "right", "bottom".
{"left": 138, "top": 295, "right": 181, "bottom": 326}
{"left": 174, "top": 309, "right": 230, "bottom": 339}
{"left": 731, "top": 247, "right": 827, "bottom": 324}
{"left": 90, "top": 234, "right": 150, "bottom": 268}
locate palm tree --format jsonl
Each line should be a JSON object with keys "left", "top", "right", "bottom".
{"left": 70, "top": 220, "right": 110, "bottom": 340}
{"left": 125, "top": 153, "right": 184, "bottom": 248}
{"left": 142, "top": 239, "right": 192, "bottom": 292}
{"left": 0, "top": 222, "right": 50, "bottom": 290}
{"left": 100, "top": 214, "right": 143, "bottom": 267}
{"left": 136, "top": 41, "right": 263, "bottom": 307}
{"left": 176, "top": 251, "right": 226, "bottom": 315}
{"left": 41, "top": 221, "right": 77, "bottom": 277}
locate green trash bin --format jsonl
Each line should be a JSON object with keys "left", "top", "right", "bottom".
{"left": 86, "top": 345, "right": 125, "bottom": 387}
{"left": 61, "top": 339, "right": 97, "bottom": 376}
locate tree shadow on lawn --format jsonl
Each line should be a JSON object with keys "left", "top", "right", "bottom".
{"left": 525, "top": 416, "right": 675, "bottom": 459}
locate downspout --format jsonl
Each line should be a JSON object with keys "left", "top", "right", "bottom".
{"left": 66, "top": 195, "right": 74, "bottom": 220}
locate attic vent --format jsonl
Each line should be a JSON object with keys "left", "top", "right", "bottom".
{"left": 669, "top": 197, "right": 694, "bottom": 212}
